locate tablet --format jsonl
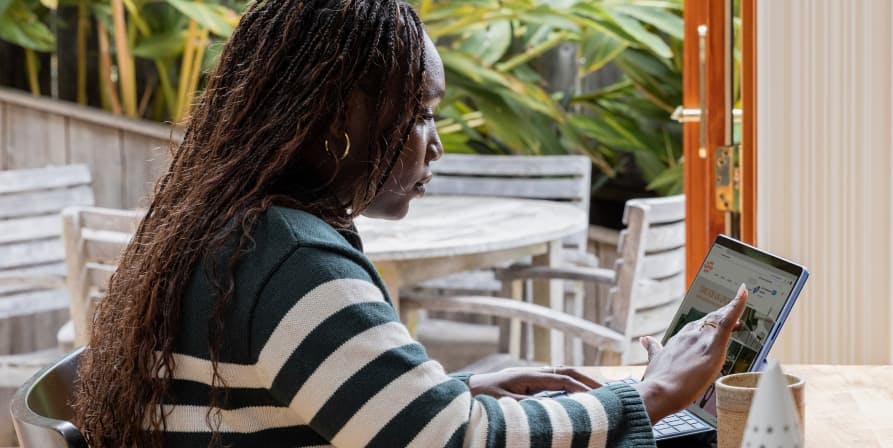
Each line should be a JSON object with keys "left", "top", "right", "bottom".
{"left": 663, "top": 234, "right": 810, "bottom": 426}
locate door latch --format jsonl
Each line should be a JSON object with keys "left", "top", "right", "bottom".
{"left": 715, "top": 144, "right": 741, "bottom": 212}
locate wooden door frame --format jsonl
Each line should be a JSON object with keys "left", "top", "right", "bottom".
{"left": 683, "top": 0, "right": 757, "bottom": 283}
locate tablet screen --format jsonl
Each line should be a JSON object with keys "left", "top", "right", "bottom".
{"left": 662, "top": 236, "right": 803, "bottom": 425}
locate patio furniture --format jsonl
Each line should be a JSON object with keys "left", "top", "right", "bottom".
{"left": 572, "top": 364, "right": 893, "bottom": 447}
{"left": 406, "top": 195, "right": 685, "bottom": 367}
{"left": 0, "top": 165, "right": 93, "bottom": 445}
{"left": 501, "top": 195, "right": 685, "bottom": 365}
{"left": 59, "top": 197, "right": 586, "bottom": 357}
{"left": 58, "top": 207, "right": 141, "bottom": 348}
{"left": 9, "top": 347, "right": 87, "bottom": 448}
{"left": 402, "top": 154, "right": 596, "bottom": 366}
{"left": 409, "top": 154, "right": 594, "bottom": 299}
{"left": 355, "top": 195, "right": 587, "bottom": 313}
{"left": 0, "top": 165, "right": 94, "bottom": 355}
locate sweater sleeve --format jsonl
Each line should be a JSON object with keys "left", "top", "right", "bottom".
{"left": 251, "top": 247, "right": 656, "bottom": 448}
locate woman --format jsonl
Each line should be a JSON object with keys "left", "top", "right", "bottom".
{"left": 74, "top": 1, "right": 748, "bottom": 447}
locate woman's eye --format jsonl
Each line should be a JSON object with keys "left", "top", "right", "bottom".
{"left": 419, "top": 109, "right": 436, "bottom": 121}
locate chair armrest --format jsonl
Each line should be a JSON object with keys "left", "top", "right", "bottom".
{"left": 495, "top": 264, "right": 616, "bottom": 285}
{"left": 0, "top": 272, "right": 66, "bottom": 289}
{"left": 402, "top": 294, "right": 625, "bottom": 351}
{"left": 561, "top": 251, "right": 601, "bottom": 268}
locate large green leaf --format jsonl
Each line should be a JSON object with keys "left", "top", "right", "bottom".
{"left": 132, "top": 29, "right": 186, "bottom": 59}
{"left": 441, "top": 48, "right": 562, "bottom": 120}
{"left": 0, "top": 0, "right": 13, "bottom": 16}
{"left": 456, "top": 19, "right": 511, "bottom": 66}
{"left": 0, "top": 1, "right": 54, "bottom": 51}
{"left": 578, "top": 28, "right": 627, "bottom": 76}
{"left": 609, "top": 4, "right": 683, "bottom": 39}
{"left": 517, "top": 7, "right": 580, "bottom": 33}
{"left": 165, "top": 0, "right": 237, "bottom": 37}
{"left": 605, "top": 9, "right": 672, "bottom": 58}
{"left": 646, "top": 163, "right": 683, "bottom": 195}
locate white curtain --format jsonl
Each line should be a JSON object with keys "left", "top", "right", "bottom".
{"left": 757, "top": 0, "right": 893, "bottom": 364}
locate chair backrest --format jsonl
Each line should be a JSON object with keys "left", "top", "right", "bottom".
{"left": 0, "top": 165, "right": 94, "bottom": 355}
{"left": 62, "top": 207, "right": 143, "bottom": 346}
{"left": 9, "top": 347, "right": 88, "bottom": 448}
{"left": 608, "top": 195, "right": 686, "bottom": 365}
{"left": 427, "top": 154, "right": 592, "bottom": 250}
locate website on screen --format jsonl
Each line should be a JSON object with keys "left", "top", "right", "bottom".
{"left": 665, "top": 244, "right": 799, "bottom": 424}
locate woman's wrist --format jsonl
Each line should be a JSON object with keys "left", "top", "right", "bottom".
{"left": 633, "top": 380, "right": 669, "bottom": 425}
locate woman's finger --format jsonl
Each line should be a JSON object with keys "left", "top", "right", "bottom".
{"left": 530, "top": 374, "right": 591, "bottom": 394}
{"left": 555, "top": 368, "right": 602, "bottom": 389}
{"left": 717, "top": 284, "right": 749, "bottom": 334}
{"left": 640, "top": 336, "right": 663, "bottom": 361}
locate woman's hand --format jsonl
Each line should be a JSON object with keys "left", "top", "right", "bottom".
{"left": 633, "top": 283, "right": 749, "bottom": 424}
{"left": 468, "top": 367, "right": 602, "bottom": 400}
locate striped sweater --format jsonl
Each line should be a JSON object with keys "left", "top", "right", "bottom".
{"left": 160, "top": 206, "right": 656, "bottom": 447}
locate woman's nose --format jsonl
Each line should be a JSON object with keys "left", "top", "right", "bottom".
{"left": 428, "top": 139, "right": 444, "bottom": 162}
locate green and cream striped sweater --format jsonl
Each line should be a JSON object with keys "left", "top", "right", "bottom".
{"left": 160, "top": 206, "right": 656, "bottom": 447}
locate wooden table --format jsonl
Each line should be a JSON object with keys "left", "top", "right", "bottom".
{"left": 582, "top": 364, "right": 893, "bottom": 447}
{"left": 355, "top": 196, "right": 587, "bottom": 362}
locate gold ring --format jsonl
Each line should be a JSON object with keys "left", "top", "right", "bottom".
{"left": 700, "top": 321, "right": 719, "bottom": 330}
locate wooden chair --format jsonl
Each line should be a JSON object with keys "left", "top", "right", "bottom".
{"left": 409, "top": 195, "right": 685, "bottom": 368}
{"left": 56, "top": 206, "right": 142, "bottom": 348}
{"left": 0, "top": 165, "right": 95, "bottom": 354}
{"left": 0, "top": 165, "right": 94, "bottom": 445}
{"left": 9, "top": 347, "right": 87, "bottom": 448}
{"left": 406, "top": 154, "right": 597, "bottom": 368}
{"left": 500, "top": 195, "right": 686, "bottom": 365}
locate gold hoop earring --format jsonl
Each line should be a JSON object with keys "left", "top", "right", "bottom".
{"left": 325, "top": 133, "right": 351, "bottom": 161}
{"left": 340, "top": 132, "right": 351, "bottom": 160}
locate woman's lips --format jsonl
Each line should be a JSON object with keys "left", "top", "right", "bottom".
{"left": 414, "top": 174, "right": 433, "bottom": 195}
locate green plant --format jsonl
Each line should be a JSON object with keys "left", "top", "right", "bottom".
{"left": 0, "top": 0, "right": 56, "bottom": 95}
{"left": 90, "top": 0, "right": 239, "bottom": 119}
{"left": 413, "top": 0, "right": 683, "bottom": 196}
{"left": 0, "top": 0, "right": 683, "bottom": 196}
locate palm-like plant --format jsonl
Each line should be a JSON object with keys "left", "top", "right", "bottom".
{"left": 413, "top": 0, "right": 683, "bottom": 196}
{"left": 0, "top": 0, "right": 683, "bottom": 197}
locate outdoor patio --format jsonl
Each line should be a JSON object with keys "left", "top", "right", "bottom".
{"left": 2, "top": 0, "right": 893, "bottom": 447}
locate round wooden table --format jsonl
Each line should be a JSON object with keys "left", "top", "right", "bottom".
{"left": 355, "top": 195, "right": 587, "bottom": 360}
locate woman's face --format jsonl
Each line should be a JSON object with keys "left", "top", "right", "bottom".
{"left": 362, "top": 34, "right": 445, "bottom": 220}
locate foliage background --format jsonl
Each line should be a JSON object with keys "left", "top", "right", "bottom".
{"left": 0, "top": 0, "right": 684, "bottom": 215}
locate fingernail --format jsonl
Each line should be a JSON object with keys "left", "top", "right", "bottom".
{"left": 738, "top": 283, "right": 747, "bottom": 294}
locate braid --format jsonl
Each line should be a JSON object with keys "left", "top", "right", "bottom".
{"left": 72, "top": 1, "right": 430, "bottom": 447}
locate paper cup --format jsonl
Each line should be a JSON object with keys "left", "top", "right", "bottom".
{"left": 714, "top": 371, "right": 805, "bottom": 448}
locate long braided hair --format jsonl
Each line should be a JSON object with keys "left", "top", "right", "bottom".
{"left": 73, "top": 1, "right": 428, "bottom": 446}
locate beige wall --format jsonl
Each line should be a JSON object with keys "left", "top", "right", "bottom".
{"left": 757, "top": 0, "right": 893, "bottom": 364}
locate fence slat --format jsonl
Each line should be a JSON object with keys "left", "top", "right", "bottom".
{"left": 123, "top": 133, "right": 170, "bottom": 208}
{"left": 4, "top": 104, "right": 67, "bottom": 169}
{"left": 68, "top": 118, "right": 124, "bottom": 208}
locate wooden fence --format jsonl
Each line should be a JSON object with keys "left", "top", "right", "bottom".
{"left": 0, "top": 87, "right": 181, "bottom": 209}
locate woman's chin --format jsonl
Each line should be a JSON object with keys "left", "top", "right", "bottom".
{"left": 362, "top": 197, "right": 413, "bottom": 220}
